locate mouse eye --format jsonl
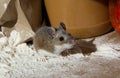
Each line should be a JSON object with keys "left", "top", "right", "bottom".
{"left": 59, "top": 36, "right": 64, "bottom": 41}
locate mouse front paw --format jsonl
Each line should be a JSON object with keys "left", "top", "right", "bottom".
{"left": 61, "top": 49, "right": 71, "bottom": 56}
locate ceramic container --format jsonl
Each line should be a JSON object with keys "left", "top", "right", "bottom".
{"left": 45, "top": 0, "right": 112, "bottom": 38}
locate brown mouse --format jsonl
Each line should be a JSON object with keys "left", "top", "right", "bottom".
{"left": 33, "top": 22, "right": 75, "bottom": 55}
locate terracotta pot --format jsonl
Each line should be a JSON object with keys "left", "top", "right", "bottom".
{"left": 45, "top": 0, "right": 112, "bottom": 38}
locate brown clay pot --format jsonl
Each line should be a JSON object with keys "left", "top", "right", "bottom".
{"left": 45, "top": 0, "right": 112, "bottom": 38}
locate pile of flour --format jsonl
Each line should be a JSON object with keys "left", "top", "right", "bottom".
{"left": 0, "top": 30, "right": 120, "bottom": 78}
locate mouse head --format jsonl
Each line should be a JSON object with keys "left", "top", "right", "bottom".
{"left": 52, "top": 22, "right": 75, "bottom": 54}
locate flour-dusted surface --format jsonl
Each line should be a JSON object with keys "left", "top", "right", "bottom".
{"left": 0, "top": 30, "right": 120, "bottom": 78}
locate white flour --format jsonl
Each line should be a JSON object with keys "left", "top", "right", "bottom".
{"left": 0, "top": 30, "right": 120, "bottom": 78}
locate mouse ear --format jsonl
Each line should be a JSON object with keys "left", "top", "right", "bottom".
{"left": 59, "top": 22, "right": 66, "bottom": 31}
{"left": 47, "top": 28, "right": 56, "bottom": 39}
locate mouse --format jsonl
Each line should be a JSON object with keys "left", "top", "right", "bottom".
{"left": 33, "top": 22, "right": 75, "bottom": 55}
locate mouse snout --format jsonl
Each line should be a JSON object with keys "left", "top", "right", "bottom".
{"left": 68, "top": 39, "right": 76, "bottom": 45}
